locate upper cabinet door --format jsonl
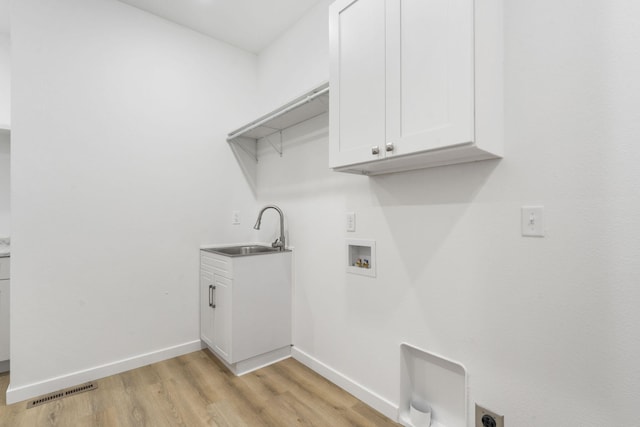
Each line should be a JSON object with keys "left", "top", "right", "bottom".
{"left": 329, "top": 0, "right": 387, "bottom": 168}
{"left": 385, "top": 0, "right": 475, "bottom": 158}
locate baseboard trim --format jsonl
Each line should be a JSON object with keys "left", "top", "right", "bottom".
{"left": 291, "top": 347, "right": 398, "bottom": 421}
{"left": 207, "top": 345, "right": 291, "bottom": 376}
{"left": 6, "top": 340, "right": 203, "bottom": 405}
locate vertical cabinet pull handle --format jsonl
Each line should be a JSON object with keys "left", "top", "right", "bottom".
{"left": 212, "top": 286, "right": 216, "bottom": 309}
{"left": 209, "top": 285, "right": 213, "bottom": 307}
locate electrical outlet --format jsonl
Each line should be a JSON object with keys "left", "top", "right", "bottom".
{"left": 232, "top": 211, "right": 240, "bottom": 225}
{"left": 476, "top": 404, "right": 504, "bottom": 427}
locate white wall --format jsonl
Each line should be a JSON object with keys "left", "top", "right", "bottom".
{"left": 0, "top": 32, "right": 9, "bottom": 127}
{"left": 9, "top": 0, "right": 257, "bottom": 402}
{"left": 0, "top": 131, "right": 8, "bottom": 236}
{"left": 0, "top": 33, "right": 10, "bottom": 236}
{"left": 256, "top": 1, "right": 640, "bottom": 426}
{"left": 256, "top": 0, "right": 330, "bottom": 114}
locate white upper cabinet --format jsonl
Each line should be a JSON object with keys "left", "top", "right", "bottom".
{"left": 329, "top": 0, "right": 503, "bottom": 175}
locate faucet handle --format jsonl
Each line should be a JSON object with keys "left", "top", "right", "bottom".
{"left": 272, "top": 238, "right": 285, "bottom": 250}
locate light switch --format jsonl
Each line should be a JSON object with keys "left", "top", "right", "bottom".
{"left": 346, "top": 212, "right": 356, "bottom": 232}
{"left": 521, "top": 206, "right": 544, "bottom": 237}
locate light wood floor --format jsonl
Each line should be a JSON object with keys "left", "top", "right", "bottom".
{"left": 0, "top": 350, "right": 400, "bottom": 426}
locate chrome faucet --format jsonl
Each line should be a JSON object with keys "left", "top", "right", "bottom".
{"left": 253, "top": 205, "right": 286, "bottom": 251}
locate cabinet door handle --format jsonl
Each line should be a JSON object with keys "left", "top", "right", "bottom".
{"left": 385, "top": 142, "right": 394, "bottom": 152}
{"left": 209, "top": 285, "right": 213, "bottom": 307}
{"left": 212, "top": 286, "right": 216, "bottom": 309}
{"left": 371, "top": 146, "right": 380, "bottom": 155}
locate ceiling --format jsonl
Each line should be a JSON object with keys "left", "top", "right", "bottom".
{"left": 0, "top": 0, "right": 326, "bottom": 51}
{"left": 117, "top": 0, "right": 325, "bottom": 53}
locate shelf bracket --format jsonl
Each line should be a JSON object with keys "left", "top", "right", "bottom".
{"left": 264, "top": 131, "right": 283, "bottom": 157}
{"left": 237, "top": 142, "right": 258, "bottom": 162}
{"left": 229, "top": 137, "right": 258, "bottom": 162}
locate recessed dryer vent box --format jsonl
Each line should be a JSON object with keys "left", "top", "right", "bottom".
{"left": 346, "top": 239, "right": 376, "bottom": 277}
{"left": 399, "top": 343, "right": 468, "bottom": 427}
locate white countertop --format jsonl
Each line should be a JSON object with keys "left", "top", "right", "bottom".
{"left": 0, "top": 237, "right": 10, "bottom": 257}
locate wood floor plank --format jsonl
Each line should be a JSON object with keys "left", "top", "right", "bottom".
{"left": 0, "top": 372, "right": 7, "bottom": 406}
{"left": 207, "top": 399, "right": 256, "bottom": 427}
{"left": 270, "top": 358, "right": 361, "bottom": 410}
{"left": 0, "top": 350, "right": 401, "bottom": 427}
{"left": 76, "top": 406, "right": 120, "bottom": 427}
{"left": 259, "top": 390, "right": 322, "bottom": 427}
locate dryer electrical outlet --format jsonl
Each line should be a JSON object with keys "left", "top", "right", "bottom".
{"left": 475, "top": 404, "right": 504, "bottom": 427}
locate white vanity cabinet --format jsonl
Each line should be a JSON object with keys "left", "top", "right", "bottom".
{"left": 329, "top": 0, "right": 503, "bottom": 175}
{"left": 0, "top": 256, "right": 10, "bottom": 369}
{"left": 200, "top": 248, "right": 292, "bottom": 375}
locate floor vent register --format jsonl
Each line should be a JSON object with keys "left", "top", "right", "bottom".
{"left": 27, "top": 381, "right": 98, "bottom": 409}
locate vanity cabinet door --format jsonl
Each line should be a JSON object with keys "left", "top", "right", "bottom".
{"left": 211, "top": 274, "right": 232, "bottom": 363}
{"left": 200, "top": 271, "right": 215, "bottom": 350}
{"left": 0, "top": 280, "right": 9, "bottom": 362}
